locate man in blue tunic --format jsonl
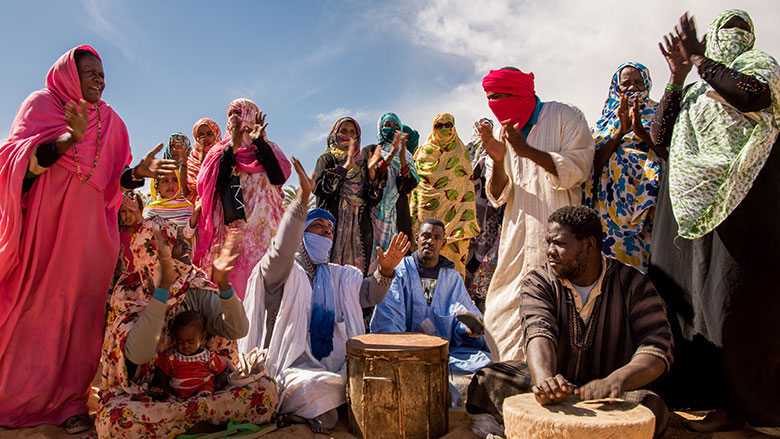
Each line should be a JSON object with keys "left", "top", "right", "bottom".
{"left": 370, "top": 218, "right": 492, "bottom": 405}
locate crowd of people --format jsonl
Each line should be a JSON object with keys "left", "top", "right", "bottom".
{"left": 0, "top": 8, "right": 778, "bottom": 439}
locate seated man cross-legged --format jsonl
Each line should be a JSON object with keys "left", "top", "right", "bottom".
{"left": 370, "top": 217, "right": 492, "bottom": 406}
{"left": 240, "top": 158, "right": 410, "bottom": 434}
{"left": 466, "top": 205, "right": 673, "bottom": 438}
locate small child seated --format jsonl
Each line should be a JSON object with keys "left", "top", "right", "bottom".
{"left": 149, "top": 311, "right": 229, "bottom": 400}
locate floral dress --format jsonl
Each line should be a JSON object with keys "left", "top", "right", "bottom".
{"left": 97, "top": 217, "right": 278, "bottom": 438}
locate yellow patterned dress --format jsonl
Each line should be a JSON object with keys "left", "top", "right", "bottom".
{"left": 410, "top": 113, "right": 480, "bottom": 278}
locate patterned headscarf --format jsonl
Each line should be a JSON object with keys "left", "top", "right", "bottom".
{"left": 191, "top": 118, "right": 222, "bottom": 156}
{"left": 326, "top": 117, "right": 364, "bottom": 206}
{"left": 592, "top": 62, "right": 657, "bottom": 148}
{"left": 163, "top": 132, "right": 191, "bottom": 164}
{"left": 143, "top": 169, "right": 194, "bottom": 228}
{"left": 467, "top": 118, "right": 493, "bottom": 164}
{"left": 186, "top": 118, "right": 222, "bottom": 203}
{"left": 704, "top": 9, "right": 755, "bottom": 65}
{"left": 669, "top": 9, "right": 780, "bottom": 238}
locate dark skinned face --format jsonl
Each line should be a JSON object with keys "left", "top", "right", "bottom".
{"left": 416, "top": 223, "right": 446, "bottom": 265}
{"left": 175, "top": 324, "right": 204, "bottom": 356}
{"left": 196, "top": 124, "right": 216, "bottom": 148}
{"left": 338, "top": 120, "right": 358, "bottom": 139}
{"left": 545, "top": 222, "right": 592, "bottom": 281}
{"left": 76, "top": 54, "right": 104, "bottom": 104}
{"left": 618, "top": 66, "right": 646, "bottom": 94}
{"left": 487, "top": 92, "right": 517, "bottom": 101}
{"left": 722, "top": 16, "right": 751, "bottom": 32}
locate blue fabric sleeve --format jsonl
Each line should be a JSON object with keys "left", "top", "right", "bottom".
{"left": 369, "top": 274, "right": 407, "bottom": 333}
{"left": 152, "top": 287, "right": 171, "bottom": 304}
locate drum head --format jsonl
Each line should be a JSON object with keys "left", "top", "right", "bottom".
{"left": 347, "top": 333, "right": 448, "bottom": 352}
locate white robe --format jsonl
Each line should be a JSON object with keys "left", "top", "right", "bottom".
{"left": 483, "top": 101, "right": 595, "bottom": 362}
{"left": 240, "top": 260, "right": 365, "bottom": 418}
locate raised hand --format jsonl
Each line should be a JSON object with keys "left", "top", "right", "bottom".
{"left": 376, "top": 232, "right": 411, "bottom": 277}
{"left": 134, "top": 144, "right": 177, "bottom": 179}
{"left": 153, "top": 228, "right": 177, "bottom": 290}
{"left": 630, "top": 96, "right": 650, "bottom": 142}
{"left": 189, "top": 200, "right": 202, "bottom": 229}
{"left": 532, "top": 374, "right": 574, "bottom": 405}
{"left": 675, "top": 12, "right": 705, "bottom": 61}
{"left": 616, "top": 94, "right": 631, "bottom": 138}
{"left": 248, "top": 111, "right": 268, "bottom": 142}
{"left": 343, "top": 138, "right": 357, "bottom": 171}
{"left": 229, "top": 113, "right": 243, "bottom": 152}
{"left": 502, "top": 119, "right": 531, "bottom": 157}
{"left": 367, "top": 146, "right": 383, "bottom": 181}
{"left": 399, "top": 132, "right": 409, "bottom": 167}
{"left": 659, "top": 33, "right": 692, "bottom": 82}
{"left": 291, "top": 156, "right": 315, "bottom": 203}
{"left": 384, "top": 130, "right": 401, "bottom": 164}
{"left": 64, "top": 99, "right": 89, "bottom": 144}
{"left": 212, "top": 229, "right": 240, "bottom": 291}
{"left": 479, "top": 121, "right": 505, "bottom": 162}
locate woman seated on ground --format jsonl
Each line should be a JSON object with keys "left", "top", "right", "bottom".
{"left": 97, "top": 216, "right": 278, "bottom": 438}
{"left": 313, "top": 117, "right": 383, "bottom": 275}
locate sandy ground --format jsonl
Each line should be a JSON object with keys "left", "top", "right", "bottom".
{"left": 1, "top": 374, "right": 777, "bottom": 438}
{"left": 2, "top": 407, "right": 777, "bottom": 439}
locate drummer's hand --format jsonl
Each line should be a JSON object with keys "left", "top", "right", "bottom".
{"left": 532, "top": 374, "right": 573, "bottom": 405}
{"left": 574, "top": 376, "right": 624, "bottom": 401}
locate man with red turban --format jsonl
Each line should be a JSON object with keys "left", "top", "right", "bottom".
{"left": 477, "top": 67, "right": 595, "bottom": 362}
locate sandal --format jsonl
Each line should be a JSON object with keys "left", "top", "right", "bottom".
{"left": 64, "top": 414, "right": 92, "bottom": 434}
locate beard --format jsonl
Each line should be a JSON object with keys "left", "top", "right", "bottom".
{"left": 550, "top": 250, "right": 588, "bottom": 281}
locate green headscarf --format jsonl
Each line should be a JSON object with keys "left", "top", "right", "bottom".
{"left": 669, "top": 9, "right": 780, "bottom": 239}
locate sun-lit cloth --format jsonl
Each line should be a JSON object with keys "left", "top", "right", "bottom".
{"left": 195, "top": 99, "right": 291, "bottom": 300}
{"left": 97, "top": 216, "right": 277, "bottom": 438}
{"left": 143, "top": 169, "right": 194, "bottom": 228}
{"left": 482, "top": 68, "right": 536, "bottom": 127}
{"left": 0, "top": 45, "right": 132, "bottom": 427}
{"left": 483, "top": 101, "right": 594, "bottom": 362}
{"left": 187, "top": 118, "right": 221, "bottom": 204}
{"left": 410, "top": 113, "right": 479, "bottom": 278}
{"left": 584, "top": 62, "right": 661, "bottom": 271}
{"left": 369, "top": 112, "right": 419, "bottom": 271}
{"left": 164, "top": 132, "right": 191, "bottom": 162}
{"left": 669, "top": 9, "right": 780, "bottom": 238}
{"left": 370, "top": 255, "right": 492, "bottom": 372}
{"left": 241, "top": 246, "right": 365, "bottom": 419}
{"left": 321, "top": 117, "right": 368, "bottom": 272}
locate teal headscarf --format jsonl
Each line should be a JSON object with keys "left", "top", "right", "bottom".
{"left": 377, "top": 112, "right": 402, "bottom": 144}
{"left": 164, "top": 132, "right": 192, "bottom": 164}
{"left": 669, "top": 9, "right": 780, "bottom": 239}
{"left": 402, "top": 125, "right": 420, "bottom": 154}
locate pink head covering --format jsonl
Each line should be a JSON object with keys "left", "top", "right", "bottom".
{"left": 193, "top": 98, "right": 291, "bottom": 264}
{"left": 0, "top": 45, "right": 131, "bottom": 281}
{"left": 482, "top": 68, "right": 537, "bottom": 127}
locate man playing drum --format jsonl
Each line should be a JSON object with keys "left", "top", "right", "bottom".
{"left": 239, "top": 158, "right": 411, "bottom": 434}
{"left": 370, "top": 218, "right": 492, "bottom": 405}
{"left": 466, "top": 205, "right": 673, "bottom": 438}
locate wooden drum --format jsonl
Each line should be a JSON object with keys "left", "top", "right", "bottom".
{"left": 346, "top": 333, "right": 449, "bottom": 439}
{"left": 503, "top": 393, "right": 655, "bottom": 439}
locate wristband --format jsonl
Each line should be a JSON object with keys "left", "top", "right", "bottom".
{"left": 219, "top": 287, "right": 234, "bottom": 300}
{"left": 152, "top": 287, "right": 171, "bottom": 304}
{"left": 665, "top": 83, "right": 684, "bottom": 92}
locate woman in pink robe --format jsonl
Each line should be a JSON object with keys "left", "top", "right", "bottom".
{"left": 0, "top": 46, "right": 133, "bottom": 430}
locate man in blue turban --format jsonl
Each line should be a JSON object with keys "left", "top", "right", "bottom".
{"left": 240, "top": 158, "right": 410, "bottom": 434}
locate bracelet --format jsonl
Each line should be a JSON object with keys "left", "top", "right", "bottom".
{"left": 665, "top": 83, "right": 684, "bottom": 92}
{"left": 130, "top": 166, "right": 143, "bottom": 181}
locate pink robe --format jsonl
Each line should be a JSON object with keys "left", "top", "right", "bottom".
{"left": 0, "top": 46, "right": 131, "bottom": 427}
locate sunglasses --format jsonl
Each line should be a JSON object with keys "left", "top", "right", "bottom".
{"left": 434, "top": 122, "right": 453, "bottom": 129}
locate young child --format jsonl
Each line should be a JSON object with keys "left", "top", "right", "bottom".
{"left": 150, "top": 311, "right": 229, "bottom": 400}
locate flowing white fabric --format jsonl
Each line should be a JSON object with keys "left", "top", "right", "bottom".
{"left": 483, "top": 101, "right": 594, "bottom": 362}
{"left": 240, "top": 260, "right": 364, "bottom": 418}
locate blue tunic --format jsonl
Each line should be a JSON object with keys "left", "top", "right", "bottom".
{"left": 369, "top": 255, "right": 492, "bottom": 372}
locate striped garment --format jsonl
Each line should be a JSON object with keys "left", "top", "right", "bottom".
{"left": 518, "top": 257, "right": 674, "bottom": 384}
{"left": 143, "top": 170, "right": 194, "bottom": 228}
{"left": 154, "top": 348, "right": 227, "bottom": 399}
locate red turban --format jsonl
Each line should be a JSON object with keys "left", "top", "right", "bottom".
{"left": 482, "top": 69, "right": 537, "bottom": 127}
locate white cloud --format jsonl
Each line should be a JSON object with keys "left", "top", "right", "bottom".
{"left": 294, "top": 106, "right": 372, "bottom": 154}
{"left": 80, "top": 0, "right": 138, "bottom": 61}
{"left": 383, "top": 0, "right": 780, "bottom": 139}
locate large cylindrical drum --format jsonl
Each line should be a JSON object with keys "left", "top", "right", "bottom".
{"left": 503, "top": 393, "right": 655, "bottom": 439}
{"left": 346, "top": 333, "right": 449, "bottom": 439}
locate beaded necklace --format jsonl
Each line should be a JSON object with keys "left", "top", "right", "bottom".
{"left": 73, "top": 106, "right": 101, "bottom": 183}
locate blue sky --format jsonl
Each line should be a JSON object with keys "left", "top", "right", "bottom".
{"left": 1, "top": 0, "right": 778, "bottom": 185}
